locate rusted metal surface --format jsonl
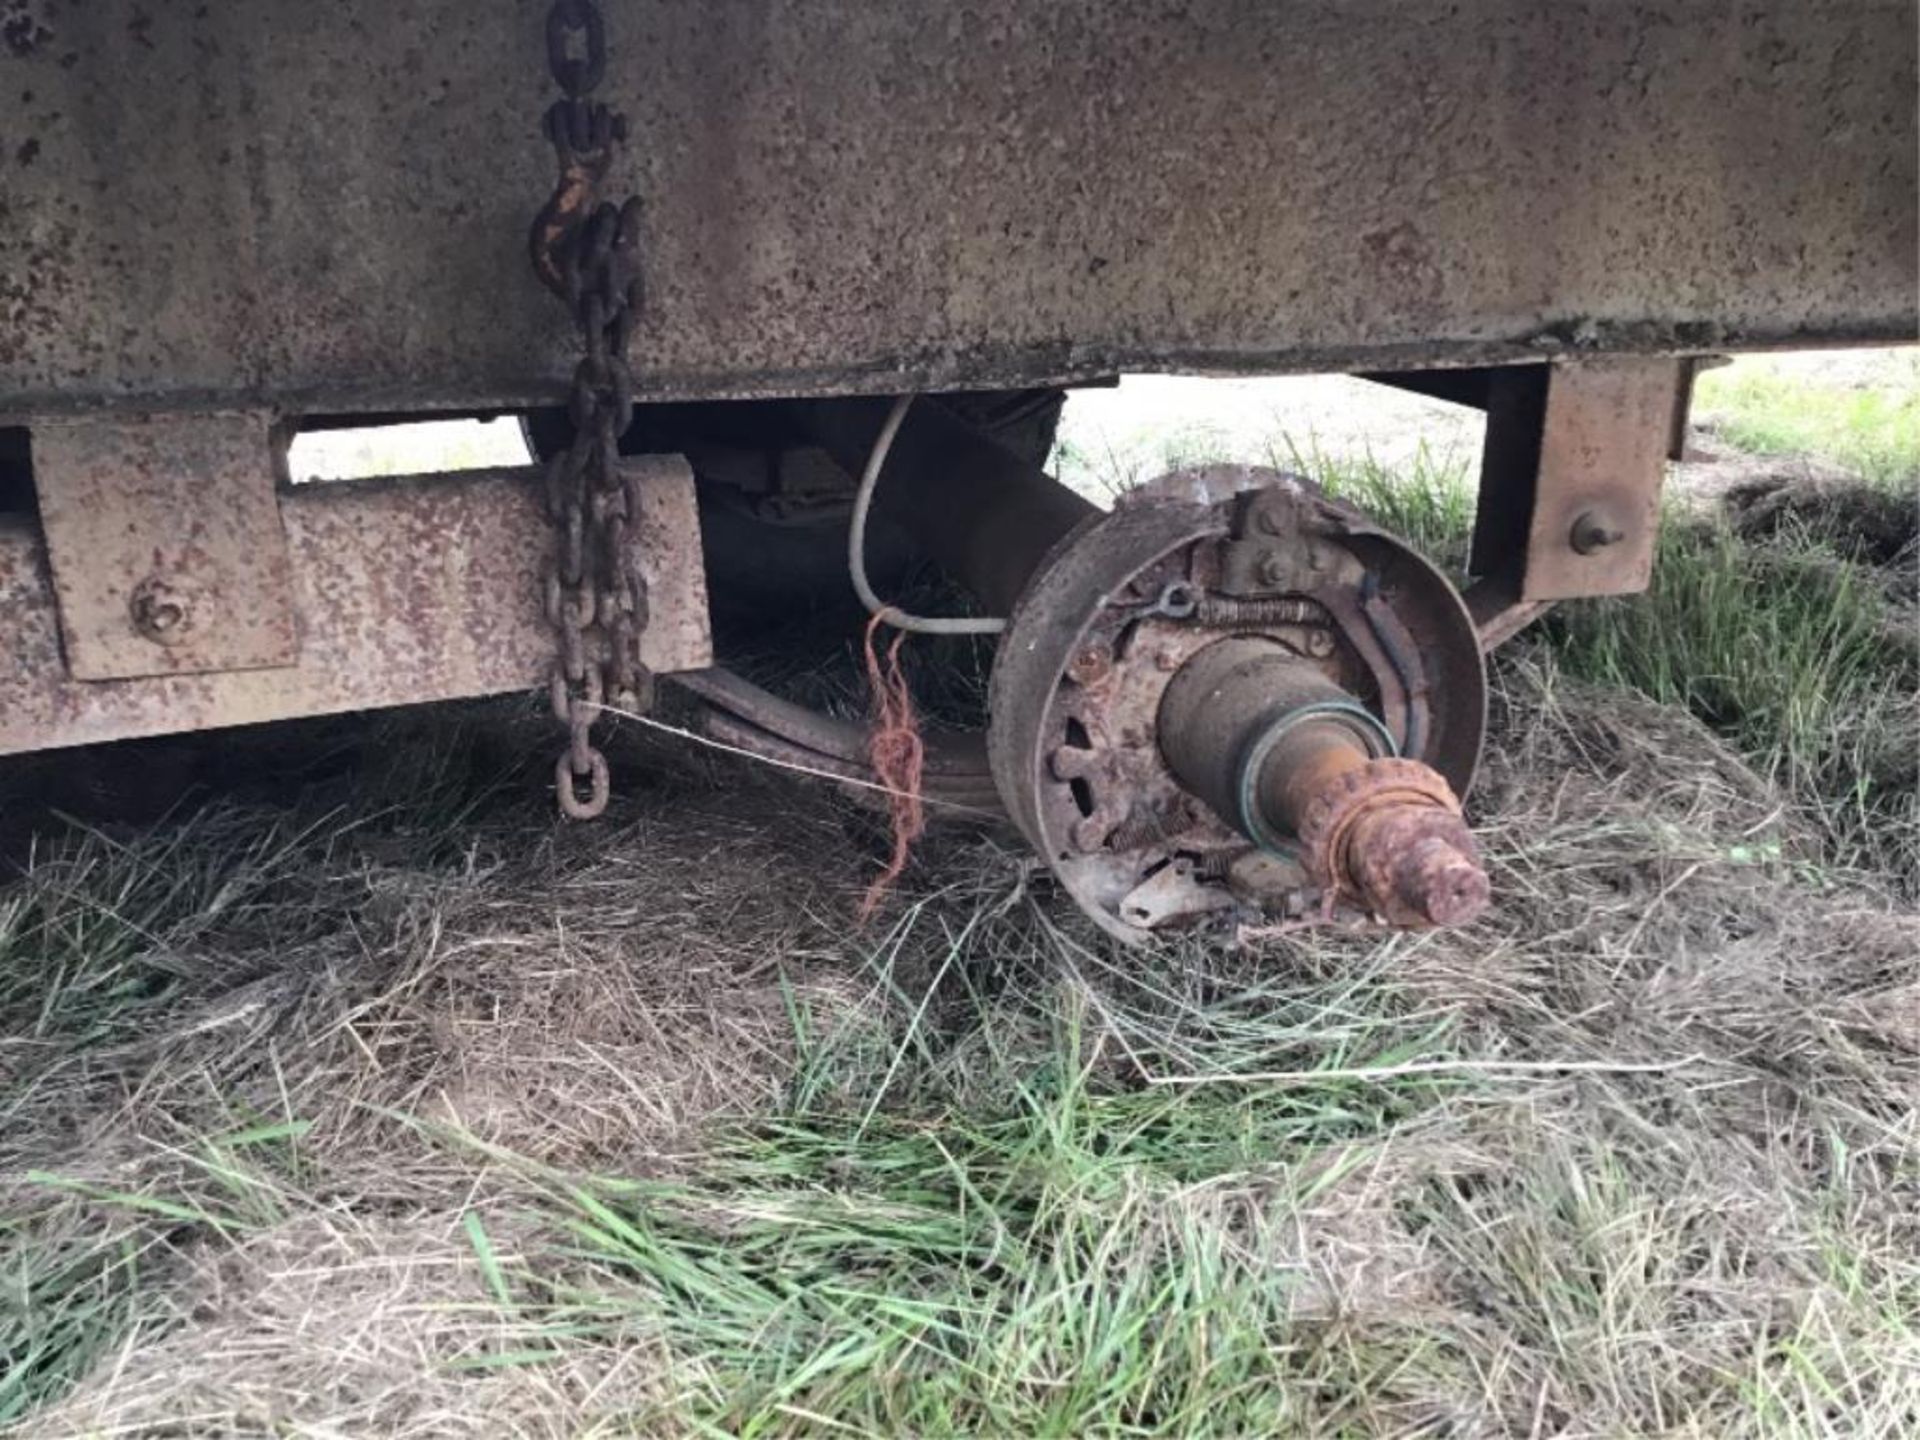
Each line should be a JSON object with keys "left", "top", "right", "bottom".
{"left": 986, "top": 466, "right": 1488, "bottom": 941}
{"left": 1155, "top": 637, "right": 1487, "bottom": 929}
{"left": 1458, "top": 357, "right": 1683, "bottom": 638}
{"left": 0, "top": 459, "right": 710, "bottom": 755}
{"left": 1521, "top": 359, "right": 1680, "bottom": 602}
{"left": 1156, "top": 638, "right": 1392, "bottom": 852}
{"left": 618, "top": 454, "right": 710, "bottom": 671}
{"left": 2, "top": 2, "right": 1912, "bottom": 420}
{"left": 1294, "top": 758, "right": 1487, "bottom": 930}
{"left": 1466, "top": 367, "right": 1551, "bottom": 587}
{"left": 31, "top": 413, "right": 296, "bottom": 679}
{"left": 799, "top": 415, "right": 1495, "bottom": 919}
{"left": 1462, "top": 571, "right": 1552, "bottom": 653}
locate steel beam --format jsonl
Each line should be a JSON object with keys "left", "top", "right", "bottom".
{"left": 1, "top": 1, "right": 1912, "bottom": 419}
{"left": 0, "top": 460, "right": 711, "bottom": 754}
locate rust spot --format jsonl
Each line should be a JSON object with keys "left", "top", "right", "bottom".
{"left": 528, "top": 98, "right": 624, "bottom": 297}
{"left": 129, "top": 573, "right": 195, "bottom": 646}
{"left": 529, "top": 153, "right": 603, "bottom": 295}
{"left": 1065, "top": 644, "right": 1111, "bottom": 687}
{"left": 14, "top": 137, "right": 38, "bottom": 166}
{"left": 1347, "top": 803, "right": 1489, "bottom": 929}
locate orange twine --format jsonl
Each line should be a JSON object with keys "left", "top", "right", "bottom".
{"left": 858, "top": 610, "right": 926, "bottom": 922}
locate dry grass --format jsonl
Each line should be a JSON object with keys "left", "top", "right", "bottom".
{"left": 4, "top": 654, "right": 1915, "bottom": 1436}
{"left": 2, "top": 712, "right": 882, "bottom": 1435}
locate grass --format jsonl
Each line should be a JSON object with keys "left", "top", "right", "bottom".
{"left": 0, "top": 355, "right": 1916, "bottom": 1433}
{"left": 1693, "top": 352, "right": 1920, "bottom": 489}
{"left": 1550, "top": 519, "right": 1918, "bottom": 885}
{"left": 477, "top": 847, "right": 1918, "bottom": 1437}
{"left": 3, "top": 661, "right": 1916, "bottom": 1434}
{"left": 0, "top": 806, "right": 333, "bottom": 1053}
{"left": 0, "top": 1209, "right": 153, "bottom": 1426}
{"left": 1290, "top": 438, "right": 1478, "bottom": 572}
{"left": 2, "top": 1114, "right": 314, "bottom": 1425}
{"left": 526, "top": 1104, "right": 1431, "bottom": 1434}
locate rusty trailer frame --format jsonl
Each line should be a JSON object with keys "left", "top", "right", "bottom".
{"left": 0, "top": 457, "right": 711, "bottom": 754}
{"left": 0, "top": 1, "right": 1914, "bottom": 763}
{"left": 1, "top": 1, "right": 1912, "bottom": 418}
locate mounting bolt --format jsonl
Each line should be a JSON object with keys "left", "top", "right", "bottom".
{"left": 129, "top": 575, "right": 193, "bottom": 646}
{"left": 1258, "top": 553, "right": 1289, "bottom": 587}
{"left": 1067, "top": 644, "right": 1112, "bottom": 686}
{"left": 1569, "top": 510, "right": 1627, "bottom": 555}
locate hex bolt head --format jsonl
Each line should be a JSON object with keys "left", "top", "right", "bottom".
{"left": 129, "top": 575, "right": 192, "bottom": 646}
{"left": 1569, "top": 510, "right": 1627, "bottom": 555}
{"left": 1258, "top": 553, "right": 1289, "bottom": 587}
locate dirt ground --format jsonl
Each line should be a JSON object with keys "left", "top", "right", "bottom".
{"left": 2, "top": 358, "right": 1916, "bottom": 1437}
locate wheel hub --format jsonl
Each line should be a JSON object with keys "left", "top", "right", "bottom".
{"left": 987, "top": 466, "right": 1488, "bottom": 942}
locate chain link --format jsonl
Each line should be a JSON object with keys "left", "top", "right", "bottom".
{"left": 531, "top": 0, "right": 651, "bottom": 821}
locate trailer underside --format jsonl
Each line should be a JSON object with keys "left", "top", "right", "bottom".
{"left": 1, "top": 0, "right": 1913, "bottom": 938}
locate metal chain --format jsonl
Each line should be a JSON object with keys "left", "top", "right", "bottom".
{"left": 531, "top": 0, "right": 651, "bottom": 820}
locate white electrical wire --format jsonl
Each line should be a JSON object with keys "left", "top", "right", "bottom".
{"left": 847, "top": 394, "right": 1009, "bottom": 635}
